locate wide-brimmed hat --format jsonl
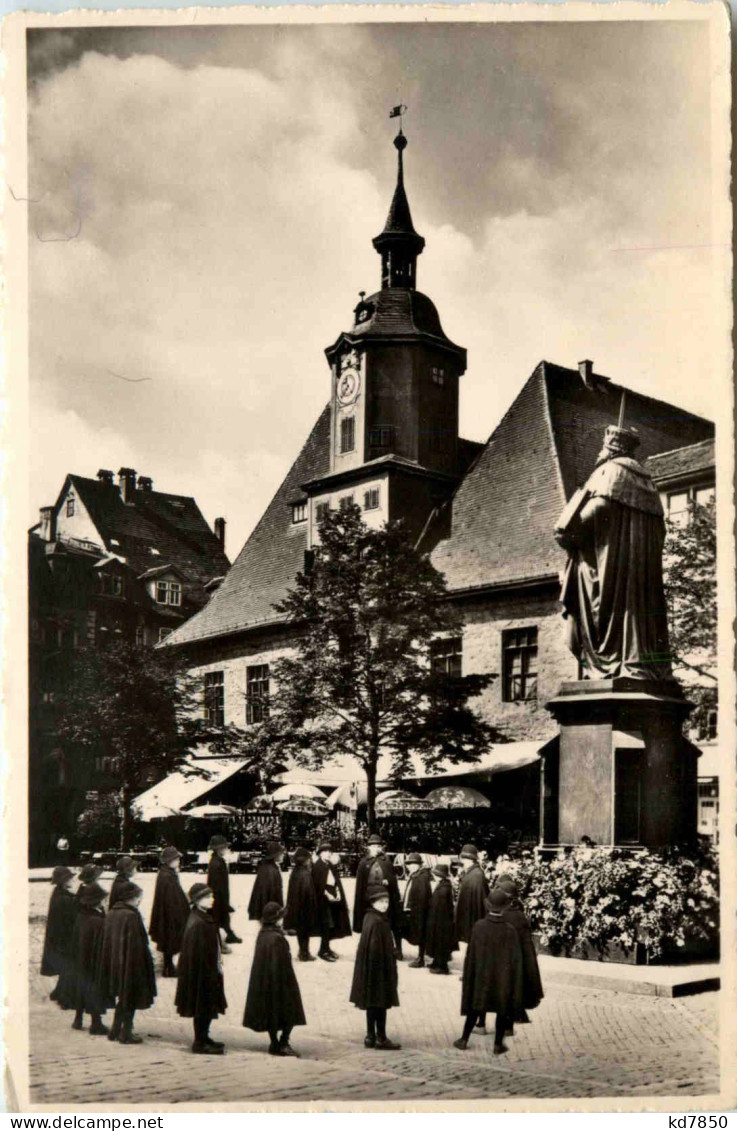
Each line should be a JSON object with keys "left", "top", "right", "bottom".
{"left": 115, "top": 856, "right": 136, "bottom": 875}
{"left": 160, "top": 846, "right": 182, "bottom": 865}
{"left": 115, "top": 881, "right": 143, "bottom": 904}
{"left": 432, "top": 863, "right": 449, "bottom": 880}
{"left": 78, "top": 863, "right": 104, "bottom": 884}
{"left": 459, "top": 844, "right": 478, "bottom": 861}
{"left": 266, "top": 841, "right": 284, "bottom": 859}
{"left": 495, "top": 872, "right": 515, "bottom": 886}
{"left": 405, "top": 852, "right": 423, "bottom": 865}
{"left": 496, "top": 878, "right": 519, "bottom": 898}
{"left": 261, "top": 901, "right": 285, "bottom": 925}
{"left": 486, "top": 888, "right": 511, "bottom": 912}
{"left": 51, "top": 865, "right": 74, "bottom": 886}
{"left": 79, "top": 881, "right": 107, "bottom": 907}
{"left": 292, "top": 847, "right": 312, "bottom": 865}
{"left": 188, "top": 882, "right": 213, "bottom": 904}
{"left": 209, "top": 834, "right": 230, "bottom": 850}
{"left": 367, "top": 882, "right": 389, "bottom": 904}
{"left": 367, "top": 834, "right": 384, "bottom": 846}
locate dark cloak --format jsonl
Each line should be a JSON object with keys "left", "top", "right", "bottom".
{"left": 455, "top": 865, "right": 489, "bottom": 943}
{"left": 461, "top": 915, "right": 523, "bottom": 1017}
{"left": 349, "top": 908, "right": 400, "bottom": 1011}
{"left": 41, "top": 886, "right": 78, "bottom": 977}
{"left": 207, "top": 853, "right": 234, "bottom": 931}
{"left": 502, "top": 903, "right": 544, "bottom": 1009}
{"left": 312, "top": 859, "right": 352, "bottom": 940}
{"left": 108, "top": 874, "right": 132, "bottom": 911}
{"left": 352, "top": 854, "right": 402, "bottom": 934}
{"left": 425, "top": 879, "right": 458, "bottom": 964}
{"left": 243, "top": 924, "right": 306, "bottom": 1033}
{"left": 283, "top": 863, "right": 319, "bottom": 936}
{"left": 149, "top": 866, "right": 190, "bottom": 955}
{"left": 96, "top": 903, "right": 157, "bottom": 1012}
{"left": 556, "top": 457, "right": 672, "bottom": 680}
{"left": 175, "top": 907, "right": 227, "bottom": 1020}
{"left": 71, "top": 906, "right": 114, "bottom": 1015}
{"left": 401, "top": 867, "right": 432, "bottom": 946}
{"left": 247, "top": 859, "right": 284, "bottom": 922}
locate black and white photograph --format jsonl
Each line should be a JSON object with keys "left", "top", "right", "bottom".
{"left": 3, "top": 2, "right": 735, "bottom": 1112}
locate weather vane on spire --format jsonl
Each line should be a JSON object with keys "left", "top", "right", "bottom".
{"left": 389, "top": 104, "right": 408, "bottom": 133}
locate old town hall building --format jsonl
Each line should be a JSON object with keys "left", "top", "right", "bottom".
{"left": 163, "top": 129, "right": 714, "bottom": 838}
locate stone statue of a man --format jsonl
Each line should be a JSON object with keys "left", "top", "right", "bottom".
{"left": 554, "top": 424, "right": 672, "bottom": 681}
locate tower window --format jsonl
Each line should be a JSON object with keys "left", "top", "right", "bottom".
{"left": 432, "top": 366, "right": 445, "bottom": 386}
{"left": 369, "top": 426, "right": 395, "bottom": 449}
{"left": 292, "top": 502, "right": 307, "bottom": 524}
{"left": 364, "top": 488, "right": 380, "bottom": 511}
{"left": 340, "top": 416, "right": 356, "bottom": 454}
{"left": 502, "top": 627, "right": 538, "bottom": 702}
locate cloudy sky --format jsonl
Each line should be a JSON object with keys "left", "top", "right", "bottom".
{"left": 28, "top": 18, "right": 718, "bottom": 556}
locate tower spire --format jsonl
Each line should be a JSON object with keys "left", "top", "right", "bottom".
{"left": 372, "top": 116, "right": 425, "bottom": 290}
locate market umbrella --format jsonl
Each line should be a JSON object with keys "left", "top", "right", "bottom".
{"left": 425, "top": 785, "right": 491, "bottom": 809}
{"left": 184, "top": 804, "right": 239, "bottom": 820}
{"left": 376, "top": 790, "right": 433, "bottom": 814}
{"left": 326, "top": 782, "right": 368, "bottom": 810}
{"left": 271, "top": 783, "right": 326, "bottom": 802}
{"left": 277, "top": 797, "right": 329, "bottom": 817}
{"left": 246, "top": 794, "right": 275, "bottom": 812}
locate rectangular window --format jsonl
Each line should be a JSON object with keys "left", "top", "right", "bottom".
{"left": 615, "top": 750, "right": 642, "bottom": 844}
{"left": 431, "top": 635, "right": 463, "bottom": 679}
{"left": 340, "top": 416, "right": 356, "bottom": 454}
{"left": 364, "top": 488, "right": 380, "bottom": 511}
{"left": 204, "top": 670, "right": 225, "bottom": 727}
{"left": 315, "top": 502, "right": 330, "bottom": 522}
{"left": 155, "top": 580, "right": 182, "bottom": 607}
{"left": 292, "top": 501, "right": 307, "bottom": 524}
{"left": 431, "top": 366, "right": 445, "bottom": 386}
{"left": 158, "top": 627, "right": 172, "bottom": 643}
{"left": 66, "top": 498, "right": 75, "bottom": 517}
{"left": 246, "top": 664, "right": 270, "bottom": 725}
{"left": 369, "top": 426, "right": 395, "bottom": 449}
{"left": 695, "top": 486, "right": 715, "bottom": 507}
{"left": 339, "top": 495, "right": 354, "bottom": 512}
{"left": 100, "top": 574, "right": 123, "bottom": 597}
{"left": 502, "top": 627, "right": 538, "bottom": 702}
{"left": 705, "top": 708, "right": 718, "bottom": 741}
{"left": 667, "top": 491, "right": 690, "bottom": 528}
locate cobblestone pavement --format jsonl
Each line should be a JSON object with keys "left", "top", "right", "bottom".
{"left": 27, "top": 874, "right": 720, "bottom": 1106}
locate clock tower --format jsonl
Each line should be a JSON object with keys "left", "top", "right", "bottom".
{"left": 303, "top": 125, "right": 467, "bottom": 544}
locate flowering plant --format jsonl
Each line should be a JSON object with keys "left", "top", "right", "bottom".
{"left": 490, "top": 846, "right": 719, "bottom": 958}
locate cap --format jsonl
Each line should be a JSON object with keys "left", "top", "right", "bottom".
{"left": 160, "top": 846, "right": 182, "bottom": 865}
{"left": 78, "top": 863, "right": 104, "bottom": 884}
{"left": 367, "top": 834, "right": 384, "bottom": 846}
{"left": 405, "top": 852, "right": 423, "bottom": 865}
{"left": 188, "top": 882, "right": 213, "bottom": 904}
{"left": 432, "top": 863, "right": 449, "bottom": 879}
{"left": 261, "top": 901, "right": 285, "bottom": 925}
{"left": 51, "top": 865, "right": 74, "bottom": 886}
{"left": 459, "top": 844, "right": 478, "bottom": 861}
{"left": 486, "top": 888, "right": 511, "bottom": 912}
{"left": 367, "top": 882, "right": 389, "bottom": 904}
{"left": 266, "top": 841, "right": 284, "bottom": 859}
{"left": 115, "top": 856, "right": 136, "bottom": 875}
{"left": 209, "top": 835, "right": 230, "bottom": 850}
{"left": 292, "top": 847, "right": 312, "bottom": 865}
{"left": 115, "top": 881, "right": 143, "bottom": 904}
{"left": 79, "top": 881, "right": 107, "bottom": 907}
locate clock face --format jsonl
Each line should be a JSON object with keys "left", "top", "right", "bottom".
{"left": 337, "top": 368, "right": 360, "bottom": 405}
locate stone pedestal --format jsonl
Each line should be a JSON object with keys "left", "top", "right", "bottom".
{"left": 542, "top": 678, "right": 697, "bottom": 849}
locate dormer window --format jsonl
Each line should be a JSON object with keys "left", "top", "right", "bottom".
{"left": 156, "top": 580, "right": 181, "bottom": 607}
{"left": 99, "top": 574, "right": 123, "bottom": 597}
{"left": 66, "top": 498, "right": 75, "bottom": 517}
{"left": 292, "top": 502, "right": 307, "bottom": 524}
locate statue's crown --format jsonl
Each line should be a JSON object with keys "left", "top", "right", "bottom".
{"left": 604, "top": 424, "right": 640, "bottom": 454}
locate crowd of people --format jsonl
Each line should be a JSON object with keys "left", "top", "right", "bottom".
{"left": 40, "top": 831, "right": 543, "bottom": 1059}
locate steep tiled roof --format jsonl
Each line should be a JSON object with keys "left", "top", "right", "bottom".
{"left": 61, "top": 476, "right": 229, "bottom": 602}
{"left": 164, "top": 405, "right": 332, "bottom": 646}
{"left": 645, "top": 438, "right": 715, "bottom": 484}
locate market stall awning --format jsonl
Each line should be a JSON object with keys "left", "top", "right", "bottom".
{"left": 134, "top": 758, "right": 250, "bottom": 821}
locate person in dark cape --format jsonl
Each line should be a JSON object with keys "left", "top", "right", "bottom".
{"left": 455, "top": 845, "right": 489, "bottom": 944}
{"left": 243, "top": 902, "right": 305, "bottom": 1057}
{"left": 425, "top": 863, "right": 458, "bottom": 974}
{"left": 455, "top": 888, "right": 523, "bottom": 1055}
{"left": 175, "top": 883, "right": 227, "bottom": 1055}
{"left": 401, "top": 853, "right": 432, "bottom": 968}
{"left": 149, "top": 845, "right": 190, "bottom": 977}
{"left": 207, "top": 834, "right": 241, "bottom": 950}
{"left": 76, "top": 862, "right": 104, "bottom": 905}
{"left": 247, "top": 841, "right": 285, "bottom": 923}
{"left": 312, "top": 844, "right": 351, "bottom": 961}
{"left": 283, "top": 847, "right": 319, "bottom": 961}
{"left": 70, "top": 881, "right": 114, "bottom": 1035}
{"left": 496, "top": 878, "right": 543, "bottom": 1022}
{"left": 41, "top": 865, "right": 78, "bottom": 1009}
{"left": 96, "top": 881, "right": 156, "bottom": 1045}
{"left": 109, "top": 856, "right": 137, "bottom": 910}
{"left": 555, "top": 423, "right": 673, "bottom": 681}
{"left": 352, "top": 834, "right": 403, "bottom": 959}
{"left": 349, "top": 884, "right": 401, "bottom": 1050}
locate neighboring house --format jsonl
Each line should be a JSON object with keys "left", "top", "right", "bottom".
{"left": 162, "top": 131, "right": 716, "bottom": 843}
{"left": 28, "top": 467, "right": 229, "bottom": 862}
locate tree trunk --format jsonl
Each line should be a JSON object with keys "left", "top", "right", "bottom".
{"left": 120, "top": 786, "right": 131, "bottom": 851}
{"left": 365, "top": 760, "right": 378, "bottom": 834}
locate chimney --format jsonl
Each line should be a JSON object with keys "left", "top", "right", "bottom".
{"left": 214, "top": 517, "right": 226, "bottom": 550}
{"left": 118, "top": 467, "right": 137, "bottom": 504}
{"left": 138, "top": 476, "right": 153, "bottom": 493}
{"left": 39, "top": 506, "right": 56, "bottom": 542}
{"left": 97, "top": 469, "right": 115, "bottom": 487}
{"left": 578, "top": 359, "right": 594, "bottom": 388}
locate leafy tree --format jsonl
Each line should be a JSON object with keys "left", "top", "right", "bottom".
{"left": 54, "top": 640, "right": 258, "bottom": 849}
{"left": 251, "top": 504, "right": 505, "bottom": 831}
{"left": 663, "top": 498, "right": 717, "bottom": 735}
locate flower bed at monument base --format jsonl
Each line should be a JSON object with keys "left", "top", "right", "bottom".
{"left": 492, "top": 845, "right": 719, "bottom": 967}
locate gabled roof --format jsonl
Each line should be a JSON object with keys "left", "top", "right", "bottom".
{"left": 645, "top": 438, "right": 715, "bottom": 484}
{"left": 57, "top": 475, "right": 229, "bottom": 602}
